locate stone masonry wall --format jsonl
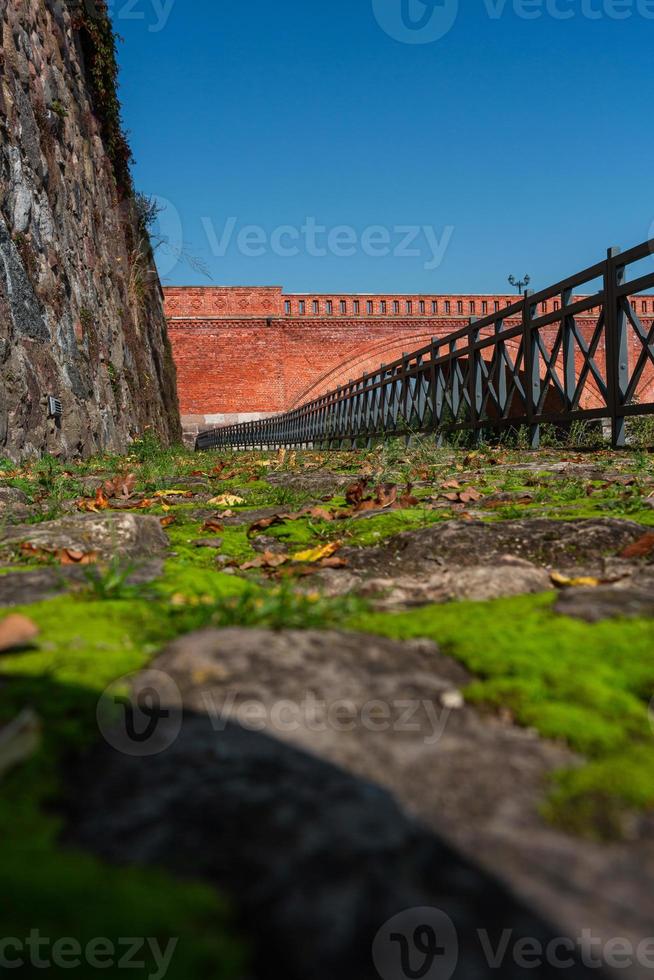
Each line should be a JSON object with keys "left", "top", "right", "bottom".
{"left": 0, "top": 0, "right": 181, "bottom": 459}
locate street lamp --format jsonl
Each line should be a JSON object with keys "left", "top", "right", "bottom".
{"left": 508, "top": 274, "right": 531, "bottom": 295}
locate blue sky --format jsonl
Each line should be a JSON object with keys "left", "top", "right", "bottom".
{"left": 116, "top": 0, "right": 653, "bottom": 294}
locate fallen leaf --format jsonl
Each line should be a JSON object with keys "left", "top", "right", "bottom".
{"left": 248, "top": 515, "right": 284, "bottom": 536}
{"left": 77, "top": 487, "right": 110, "bottom": 512}
{"left": 0, "top": 615, "right": 39, "bottom": 652}
{"left": 399, "top": 485, "right": 420, "bottom": 507}
{"left": 60, "top": 549, "right": 99, "bottom": 565}
{"left": 442, "top": 487, "right": 483, "bottom": 505}
{"left": 375, "top": 483, "right": 399, "bottom": 509}
{"left": 345, "top": 479, "right": 369, "bottom": 507}
{"left": 20, "top": 542, "right": 98, "bottom": 565}
{"left": 240, "top": 552, "right": 290, "bottom": 570}
{"left": 153, "top": 489, "right": 194, "bottom": 499}
{"left": 318, "top": 555, "right": 349, "bottom": 569}
{"left": 160, "top": 515, "right": 177, "bottom": 528}
{"left": 620, "top": 533, "right": 654, "bottom": 560}
{"left": 103, "top": 472, "right": 136, "bottom": 499}
{"left": 459, "top": 489, "right": 483, "bottom": 504}
{"left": 292, "top": 541, "right": 342, "bottom": 563}
{"left": 305, "top": 506, "right": 335, "bottom": 522}
{"left": 202, "top": 518, "right": 225, "bottom": 534}
{"left": 551, "top": 571, "right": 601, "bottom": 588}
{"left": 209, "top": 494, "right": 245, "bottom": 507}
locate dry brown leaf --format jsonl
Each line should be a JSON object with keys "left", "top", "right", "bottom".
{"left": 60, "top": 548, "right": 99, "bottom": 565}
{"left": 620, "top": 533, "right": 654, "bottom": 560}
{"left": 0, "top": 615, "right": 39, "bottom": 652}
{"left": 375, "top": 484, "right": 399, "bottom": 509}
{"left": 305, "top": 506, "right": 335, "bottom": 522}
{"left": 202, "top": 518, "right": 225, "bottom": 534}
{"left": 248, "top": 515, "right": 284, "bottom": 536}
{"left": 20, "top": 542, "right": 98, "bottom": 565}
{"left": 76, "top": 487, "right": 110, "bottom": 512}
{"left": 398, "top": 485, "right": 420, "bottom": 508}
{"left": 240, "top": 552, "right": 290, "bottom": 570}
{"left": 160, "top": 515, "right": 177, "bottom": 528}
{"left": 318, "top": 555, "right": 349, "bottom": 569}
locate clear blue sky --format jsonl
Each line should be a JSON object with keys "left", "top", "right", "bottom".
{"left": 116, "top": 0, "right": 653, "bottom": 294}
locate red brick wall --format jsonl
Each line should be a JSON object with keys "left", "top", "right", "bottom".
{"left": 165, "top": 287, "right": 654, "bottom": 438}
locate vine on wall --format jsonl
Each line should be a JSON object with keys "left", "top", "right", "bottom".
{"left": 66, "top": 0, "right": 133, "bottom": 196}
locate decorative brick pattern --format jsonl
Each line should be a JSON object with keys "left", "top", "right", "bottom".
{"left": 165, "top": 287, "right": 654, "bottom": 439}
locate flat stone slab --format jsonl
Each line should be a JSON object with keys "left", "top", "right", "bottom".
{"left": 555, "top": 569, "right": 654, "bottom": 622}
{"left": 310, "top": 518, "right": 649, "bottom": 608}
{"left": 0, "top": 560, "right": 164, "bottom": 606}
{"left": 0, "top": 486, "right": 30, "bottom": 522}
{"left": 345, "top": 518, "right": 646, "bottom": 575}
{"left": 266, "top": 469, "right": 354, "bottom": 495}
{"left": 0, "top": 513, "right": 168, "bottom": 562}
{"left": 66, "top": 628, "right": 608, "bottom": 980}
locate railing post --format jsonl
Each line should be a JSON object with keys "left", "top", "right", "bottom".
{"left": 401, "top": 353, "right": 410, "bottom": 443}
{"left": 523, "top": 289, "right": 540, "bottom": 448}
{"left": 562, "top": 286, "right": 575, "bottom": 412}
{"left": 605, "top": 246, "right": 628, "bottom": 447}
{"left": 468, "top": 317, "right": 482, "bottom": 443}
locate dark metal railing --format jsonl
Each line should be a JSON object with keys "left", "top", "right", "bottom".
{"left": 196, "top": 241, "right": 654, "bottom": 451}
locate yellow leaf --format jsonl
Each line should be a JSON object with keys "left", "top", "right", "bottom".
{"left": 153, "top": 489, "right": 193, "bottom": 498}
{"left": 208, "top": 494, "right": 245, "bottom": 507}
{"left": 551, "top": 571, "right": 601, "bottom": 588}
{"left": 292, "top": 541, "right": 342, "bottom": 563}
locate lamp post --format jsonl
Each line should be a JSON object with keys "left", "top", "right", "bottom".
{"left": 508, "top": 274, "right": 531, "bottom": 295}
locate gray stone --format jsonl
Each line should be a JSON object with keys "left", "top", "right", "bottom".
{"left": 65, "top": 627, "right": 608, "bottom": 980}
{"left": 266, "top": 469, "right": 354, "bottom": 495}
{"left": 0, "top": 513, "right": 168, "bottom": 561}
{"left": 355, "top": 556, "right": 552, "bottom": 609}
{"left": 0, "top": 560, "right": 163, "bottom": 606}
{"left": 222, "top": 506, "right": 294, "bottom": 527}
{"left": 0, "top": 487, "right": 29, "bottom": 507}
{"left": 0, "top": 0, "right": 181, "bottom": 459}
{"left": 556, "top": 584, "right": 654, "bottom": 622}
{"left": 0, "top": 213, "right": 49, "bottom": 342}
{"left": 310, "top": 519, "right": 647, "bottom": 608}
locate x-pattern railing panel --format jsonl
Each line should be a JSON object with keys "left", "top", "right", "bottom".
{"left": 196, "top": 241, "right": 654, "bottom": 452}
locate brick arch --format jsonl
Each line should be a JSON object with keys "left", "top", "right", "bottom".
{"left": 288, "top": 332, "right": 440, "bottom": 408}
{"left": 290, "top": 332, "right": 612, "bottom": 416}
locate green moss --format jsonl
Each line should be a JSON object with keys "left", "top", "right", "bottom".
{"left": 0, "top": 596, "right": 246, "bottom": 975}
{"left": 347, "top": 593, "right": 654, "bottom": 837}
